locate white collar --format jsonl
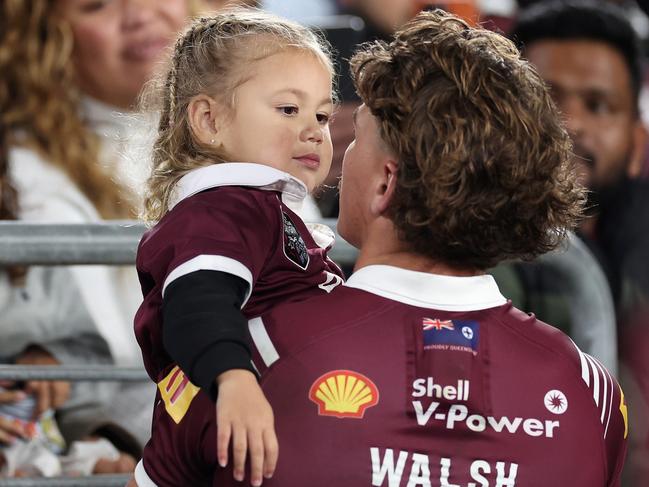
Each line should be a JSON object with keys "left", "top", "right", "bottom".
{"left": 169, "top": 163, "right": 308, "bottom": 210}
{"left": 345, "top": 265, "right": 507, "bottom": 311}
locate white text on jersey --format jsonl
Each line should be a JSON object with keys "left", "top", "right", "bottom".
{"left": 370, "top": 448, "right": 519, "bottom": 486}
{"left": 412, "top": 402, "right": 560, "bottom": 438}
{"left": 412, "top": 377, "right": 470, "bottom": 401}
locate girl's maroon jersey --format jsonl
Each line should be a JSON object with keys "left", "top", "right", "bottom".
{"left": 134, "top": 163, "right": 343, "bottom": 382}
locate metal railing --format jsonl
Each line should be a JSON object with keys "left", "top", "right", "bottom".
{"left": 0, "top": 475, "right": 131, "bottom": 487}
{"left": 0, "top": 219, "right": 358, "bottom": 266}
{"left": 0, "top": 219, "right": 357, "bottom": 485}
{"left": 0, "top": 366, "right": 148, "bottom": 383}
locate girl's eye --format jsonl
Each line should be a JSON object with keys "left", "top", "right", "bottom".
{"left": 79, "top": 0, "right": 111, "bottom": 13}
{"left": 279, "top": 106, "right": 298, "bottom": 116}
{"left": 316, "top": 113, "right": 330, "bottom": 125}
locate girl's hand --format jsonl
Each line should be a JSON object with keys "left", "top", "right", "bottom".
{"left": 216, "top": 369, "right": 278, "bottom": 486}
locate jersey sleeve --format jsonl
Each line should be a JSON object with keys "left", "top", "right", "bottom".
{"left": 151, "top": 189, "right": 279, "bottom": 301}
{"left": 605, "top": 379, "right": 629, "bottom": 486}
{"left": 574, "top": 349, "right": 628, "bottom": 486}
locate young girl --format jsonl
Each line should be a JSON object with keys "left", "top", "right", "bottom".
{"left": 133, "top": 9, "right": 344, "bottom": 487}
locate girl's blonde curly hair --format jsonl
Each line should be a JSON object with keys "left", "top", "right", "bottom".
{"left": 140, "top": 8, "right": 334, "bottom": 223}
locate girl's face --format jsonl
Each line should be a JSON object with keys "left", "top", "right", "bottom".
{"left": 215, "top": 50, "right": 334, "bottom": 192}
{"left": 57, "top": 0, "right": 189, "bottom": 109}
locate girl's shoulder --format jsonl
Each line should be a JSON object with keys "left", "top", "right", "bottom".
{"left": 174, "top": 185, "right": 282, "bottom": 217}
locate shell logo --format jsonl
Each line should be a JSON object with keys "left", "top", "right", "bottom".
{"left": 309, "top": 370, "right": 379, "bottom": 419}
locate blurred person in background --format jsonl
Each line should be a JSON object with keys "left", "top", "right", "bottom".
{"left": 2, "top": 0, "right": 190, "bottom": 367}
{"left": 0, "top": 0, "right": 196, "bottom": 458}
{"left": 511, "top": 0, "right": 649, "bottom": 317}
{"left": 0, "top": 133, "right": 136, "bottom": 475}
{"left": 510, "top": 1, "right": 649, "bottom": 484}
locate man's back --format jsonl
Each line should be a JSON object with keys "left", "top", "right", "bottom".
{"left": 244, "top": 266, "right": 627, "bottom": 486}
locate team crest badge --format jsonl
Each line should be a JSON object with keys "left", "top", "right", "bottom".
{"left": 158, "top": 365, "right": 200, "bottom": 424}
{"left": 282, "top": 212, "right": 309, "bottom": 269}
{"left": 309, "top": 370, "right": 379, "bottom": 419}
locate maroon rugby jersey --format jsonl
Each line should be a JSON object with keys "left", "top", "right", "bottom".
{"left": 240, "top": 265, "right": 627, "bottom": 487}
{"left": 134, "top": 163, "right": 343, "bottom": 382}
{"left": 137, "top": 264, "right": 627, "bottom": 486}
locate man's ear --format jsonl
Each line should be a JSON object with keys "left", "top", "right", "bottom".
{"left": 627, "top": 120, "right": 648, "bottom": 179}
{"left": 187, "top": 94, "right": 223, "bottom": 145}
{"left": 370, "top": 159, "right": 398, "bottom": 215}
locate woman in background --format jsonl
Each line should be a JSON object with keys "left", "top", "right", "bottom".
{"left": 0, "top": 0, "right": 194, "bottom": 454}
{"left": 0, "top": 126, "right": 136, "bottom": 476}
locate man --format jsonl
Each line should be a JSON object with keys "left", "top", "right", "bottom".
{"left": 131, "top": 10, "right": 627, "bottom": 486}
{"left": 244, "top": 9, "right": 625, "bottom": 486}
{"left": 510, "top": 3, "right": 649, "bottom": 483}
{"left": 510, "top": 0, "right": 649, "bottom": 321}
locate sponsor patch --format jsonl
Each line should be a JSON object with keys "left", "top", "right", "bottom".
{"left": 282, "top": 212, "right": 309, "bottom": 270}
{"left": 422, "top": 318, "right": 480, "bottom": 355}
{"left": 158, "top": 365, "right": 200, "bottom": 424}
{"left": 309, "top": 370, "right": 379, "bottom": 419}
{"left": 544, "top": 390, "right": 568, "bottom": 415}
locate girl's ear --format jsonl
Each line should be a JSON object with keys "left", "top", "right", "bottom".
{"left": 187, "top": 94, "right": 221, "bottom": 145}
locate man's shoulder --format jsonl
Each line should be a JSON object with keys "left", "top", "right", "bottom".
{"left": 498, "top": 305, "right": 586, "bottom": 372}
{"left": 498, "top": 306, "right": 624, "bottom": 432}
{"left": 258, "top": 285, "right": 390, "bottom": 348}
{"left": 265, "top": 285, "right": 384, "bottom": 329}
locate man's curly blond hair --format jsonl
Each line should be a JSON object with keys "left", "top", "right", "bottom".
{"left": 350, "top": 9, "right": 586, "bottom": 269}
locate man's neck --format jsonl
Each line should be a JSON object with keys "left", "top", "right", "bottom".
{"left": 353, "top": 219, "right": 482, "bottom": 277}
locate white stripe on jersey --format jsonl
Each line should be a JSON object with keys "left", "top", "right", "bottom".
{"left": 574, "top": 342, "right": 614, "bottom": 438}
{"left": 603, "top": 364, "right": 615, "bottom": 439}
{"left": 162, "top": 254, "right": 253, "bottom": 305}
{"left": 249, "top": 317, "right": 280, "bottom": 367}
{"left": 592, "top": 358, "right": 608, "bottom": 424}
{"left": 135, "top": 460, "right": 159, "bottom": 487}
{"left": 578, "top": 347, "right": 590, "bottom": 387}
{"left": 586, "top": 355, "right": 600, "bottom": 407}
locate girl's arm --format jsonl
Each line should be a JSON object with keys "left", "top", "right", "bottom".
{"left": 162, "top": 270, "right": 277, "bottom": 486}
{"left": 162, "top": 270, "right": 254, "bottom": 398}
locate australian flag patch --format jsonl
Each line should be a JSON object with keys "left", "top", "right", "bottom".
{"left": 282, "top": 212, "right": 309, "bottom": 270}
{"left": 422, "top": 318, "right": 480, "bottom": 355}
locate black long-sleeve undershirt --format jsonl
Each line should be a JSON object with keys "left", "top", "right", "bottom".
{"left": 162, "top": 270, "right": 255, "bottom": 401}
